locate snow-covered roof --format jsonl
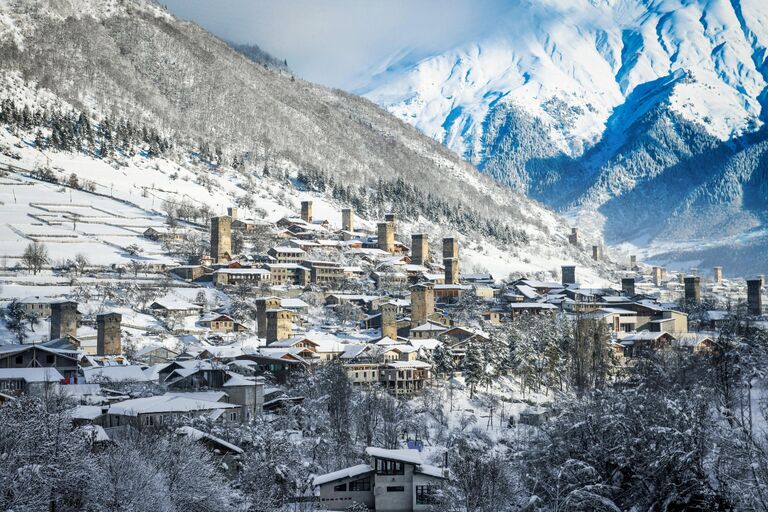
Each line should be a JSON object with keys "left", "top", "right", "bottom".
{"left": 108, "top": 395, "right": 237, "bottom": 416}
{"left": 365, "top": 447, "right": 423, "bottom": 465}
{"left": 176, "top": 426, "right": 244, "bottom": 454}
{"left": 386, "top": 360, "right": 431, "bottom": 369}
{"left": 83, "top": 365, "right": 150, "bottom": 383}
{"left": 0, "top": 367, "right": 63, "bottom": 382}
{"left": 313, "top": 464, "right": 374, "bottom": 486}
{"left": 68, "top": 405, "right": 105, "bottom": 420}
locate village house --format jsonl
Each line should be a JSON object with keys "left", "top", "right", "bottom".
{"left": 105, "top": 394, "right": 242, "bottom": 429}
{"left": 168, "top": 265, "right": 210, "bottom": 281}
{"left": 149, "top": 299, "right": 203, "bottom": 318}
{"left": 142, "top": 226, "right": 186, "bottom": 242}
{"left": 264, "top": 263, "right": 310, "bottom": 286}
{"left": 133, "top": 344, "right": 180, "bottom": 365}
{"left": 267, "top": 245, "right": 308, "bottom": 263}
{"left": 303, "top": 259, "right": 345, "bottom": 284}
{"left": 213, "top": 267, "right": 271, "bottom": 286}
{"left": 0, "top": 340, "right": 80, "bottom": 383}
{"left": 198, "top": 313, "right": 248, "bottom": 333}
{"left": 314, "top": 447, "right": 448, "bottom": 511}
{"left": 379, "top": 360, "right": 431, "bottom": 395}
{"left": 0, "top": 367, "right": 64, "bottom": 397}
{"left": 618, "top": 331, "right": 675, "bottom": 357}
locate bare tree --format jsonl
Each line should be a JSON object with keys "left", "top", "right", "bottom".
{"left": 21, "top": 241, "right": 48, "bottom": 274}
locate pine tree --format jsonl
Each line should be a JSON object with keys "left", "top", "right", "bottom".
{"left": 432, "top": 343, "right": 454, "bottom": 379}
{"left": 463, "top": 343, "right": 485, "bottom": 398}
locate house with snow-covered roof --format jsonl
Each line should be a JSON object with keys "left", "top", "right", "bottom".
{"left": 314, "top": 447, "right": 448, "bottom": 511}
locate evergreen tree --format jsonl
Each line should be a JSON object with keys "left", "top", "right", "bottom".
{"left": 463, "top": 344, "right": 485, "bottom": 398}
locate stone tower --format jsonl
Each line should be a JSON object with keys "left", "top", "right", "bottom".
{"left": 561, "top": 265, "right": 576, "bottom": 286}
{"left": 410, "top": 283, "right": 435, "bottom": 327}
{"left": 442, "top": 238, "right": 459, "bottom": 285}
{"left": 96, "top": 312, "right": 122, "bottom": 355}
{"left": 50, "top": 300, "right": 78, "bottom": 340}
{"left": 210, "top": 215, "right": 232, "bottom": 263}
{"left": 385, "top": 213, "right": 396, "bottom": 230}
{"left": 622, "top": 278, "right": 636, "bottom": 297}
{"left": 342, "top": 208, "right": 354, "bottom": 232}
{"left": 380, "top": 302, "right": 398, "bottom": 340}
{"left": 301, "top": 201, "right": 313, "bottom": 223}
{"left": 747, "top": 279, "right": 763, "bottom": 316}
{"left": 592, "top": 245, "right": 602, "bottom": 261}
{"left": 256, "top": 297, "right": 281, "bottom": 339}
{"left": 378, "top": 222, "right": 394, "bottom": 253}
{"left": 630, "top": 255, "right": 637, "bottom": 270}
{"left": 713, "top": 266, "right": 723, "bottom": 284}
{"left": 227, "top": 207, "right": 238, "bottom": 221}
{"left": 684, "top": 276, "right": 701, "bottom": 305}
{"left": 411, "top": 234, "right": 428, "bottom": 266}
{"left": 444, "top": 258, "right": 459, "bottom": 285}
{"left": 266, "top": 309, "right": 293, "bottom": 343}
{"left": 568, "top": 228, "right": 579, "bottom": 245}
{"left": 442, "top": 238, "right": 458, "bottom": 260}
{"left": 652, "top": 267, "right": 663, "bottom": 286}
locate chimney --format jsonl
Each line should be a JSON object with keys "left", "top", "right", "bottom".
{"left": 747, "top": 279, "right": 763, "bottom": 316}
{"left": 561, "top": 265, "right": 576, "bottom": 286}
{"left": 300, "top": 200, "right": 313, "bottom": 223}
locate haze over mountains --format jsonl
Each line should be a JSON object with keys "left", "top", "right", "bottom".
{"left": 361, "top": 0, "right": 768, "bottom": 275}
{"left": 0, "top": 0, "right": 613, "bottom": 282}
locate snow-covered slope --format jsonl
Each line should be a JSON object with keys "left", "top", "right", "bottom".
{"left": 0, "top": 0, "right": 617, "bottom": 286}
{"left": 361, "top": 0, "right": 768, "bottom": 275}
{"left": 363, "top": 0, "right": 767, "bottom": 156}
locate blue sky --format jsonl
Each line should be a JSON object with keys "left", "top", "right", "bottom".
{"left": 163, "top": 0, "right": 509, "bottom": 89}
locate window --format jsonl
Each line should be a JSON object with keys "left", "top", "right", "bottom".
{"left": 349, "top": 478, "right": 371, "bottom": 491}
{"left": 376, "top": 459, "right": 404, "bottom": 475}
{"left": 230, "top": 412, "right": 238, "bottom": 421}
{"left": 386, "top": 486, "right": 404, "bottom": 492}
{"left": 144, "top": 415, "right": 154, "bottom": 426}
{"left": 333, "top": 483, "right": 347, "bottom": 492}
{"left": 416, "top": 485, "right": 439, "bottom": 504}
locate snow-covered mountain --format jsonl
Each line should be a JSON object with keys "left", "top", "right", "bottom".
{"left": 0, "top": 0, "right": 617, "bottom": 285}
{"left": 361, "top": 0, "right": 768, "bottom": 275}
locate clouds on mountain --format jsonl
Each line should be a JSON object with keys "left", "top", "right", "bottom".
{"left": 162, "top": 0, "right": 512, "bottom": 89}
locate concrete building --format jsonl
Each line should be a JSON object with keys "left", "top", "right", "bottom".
{"left": 342, "top": 208, "right": 354, "bottom": 232}
{"left": 50, "top": 300, "right": 78, "bottom": 340}
{"left": 378, "top": 222, "right": 395, "bottom": 253}
{"left": 561, "top": 265, "right": 576, "bottom": 286}
{"left": 266, "top": 308, "right": 293, "bottom": 343}
{"left": 713, "top": 266, "right": 723, "bottom": 284}
{"left": 568, "top": 228, "right": 579, "bottom": 245}
{"left": 314, "top": 447, "right": 447, "bottom": 512}
{"left": 210, "top": 215, "right": 232, "bottom": 263}
{"left": 747, "top": 279, "right": 763, "bottom": 316}
{"left": 96, "top": 312, "right": 122, "bottom": 356}
{"left": 684, "top": 276, "right": 701, "bottom": 305}
{"left": 622, "top": 278, "right": 636, "bottom": 297}
{"left": 256, "top": 297, "right": 281, "bottom": 339}
{"left": 381, "top": 302, "right": 398, "bottom": 340}
{"left": 410, "top": 283, "right": 435, "bottom": 327}
{"left": 652, "top": 267, "right": 663, "bottom": 286}
{"left": 411, "top": 234, "right": 428, "bottom": 266}
{"left": 301, "top": 201, "right": 313, "bottom": 223}
{"left": 444, "top": 258, "right": 459, "bottom": 286}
